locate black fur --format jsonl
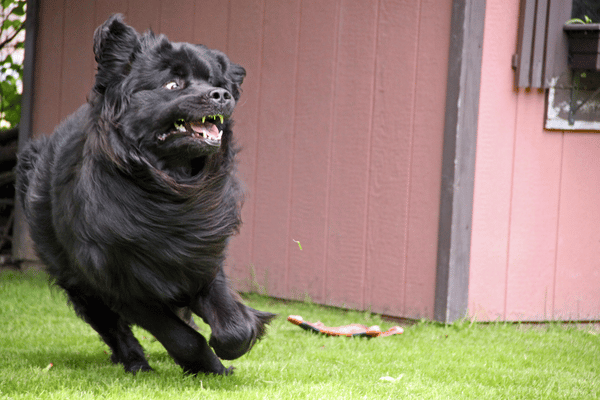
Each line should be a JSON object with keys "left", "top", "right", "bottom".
{"left": 16, "top": 14, "right": 275, "bottom": 375}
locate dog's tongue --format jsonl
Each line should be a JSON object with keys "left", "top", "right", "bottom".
{"left": 190, "top": 121, "right": 220, "bottom": 140}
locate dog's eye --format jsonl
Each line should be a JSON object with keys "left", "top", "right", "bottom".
{"left": 164, "top": 81, "right": 180, "bottom": 90}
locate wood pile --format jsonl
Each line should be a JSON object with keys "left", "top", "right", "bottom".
{"left": 0, "top": 127, "right": 18, "bottom": 265}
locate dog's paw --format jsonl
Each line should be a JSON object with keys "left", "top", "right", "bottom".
{"left": 224, "top": 366, "right": 235, "bottom": 376}
{"left": 125, "top": 361, "right": 154, "bottom": 374}
{"left": 182, "top": 362, "right": 232, "bottom": 376}
{"left": 209, "top": 330, "right": 269, "bottom": 360}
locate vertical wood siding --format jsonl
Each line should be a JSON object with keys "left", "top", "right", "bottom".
{"left": 29, "top": 0, "right": 600, "bottom": 321}
{"left": 471, "top": 0, "right": 600, "bottom": 321}
{"left": 30, "top": 0, "right": 451, "bottom": 319}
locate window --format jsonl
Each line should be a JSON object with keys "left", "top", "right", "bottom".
{"left": 571, "top": 0, "right": 600, "bottom": 22}
{"left": 515, "top": 0, "right": 600, "bottom": 130}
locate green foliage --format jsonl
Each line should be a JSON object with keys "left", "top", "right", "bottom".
{"left": 566, "top": 15, "right": 594, "bottom": 24}
{"left": 0, "top": 0, "right": 26, "bottom": 129}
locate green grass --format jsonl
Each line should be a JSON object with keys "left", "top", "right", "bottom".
{"left": 1, "top": 269, "right": 599, "bottom": 399}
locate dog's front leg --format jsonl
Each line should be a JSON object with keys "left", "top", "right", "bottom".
{"left": 192, "top": 269, "right": 276, "bottom": 360}
{"left": 120, "top": 302, "right": 231, "bottom": 375}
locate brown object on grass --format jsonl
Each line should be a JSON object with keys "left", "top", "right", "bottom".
{"left": 287, "top": 315, "right": 403, "bottom": 338}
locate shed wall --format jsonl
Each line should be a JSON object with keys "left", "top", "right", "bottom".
{"left": 470, "top": 0, "right": 600, "bottom": 321}
{"left": 29, "top": 0, "right": 451, "bottom": 319}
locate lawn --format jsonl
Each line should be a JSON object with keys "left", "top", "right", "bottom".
{"left": 0, "top": 269, "right": 598, "bottom": 399}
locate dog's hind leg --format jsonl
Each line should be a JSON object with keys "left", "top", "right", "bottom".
{"left": 64, "top": 286, "right": 152, "bottom": 373}
{"left": 119, "top": 302, "right": 230, "bottom": 376}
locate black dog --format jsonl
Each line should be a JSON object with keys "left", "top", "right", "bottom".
{"left": 16, "top": 14, "right": 275, "bottom": 375}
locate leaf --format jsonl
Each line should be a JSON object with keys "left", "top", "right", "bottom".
{"left": 566, "top": 18, "right": 588, "bottom": 25}
{"left": 566, "top": 15, "right": 594, "bottom": 25}
{"left": 0, "top": 0, "right": 25, "bottom": 129}
{"left": 2, "top": 19, "right": 21, "bottom": 32}
{"left": 11, "top": 2, "right": 26, "bottom": 16}
{"left": 2, "top": 101, "right": 21, "bottom": 128}
{"left": 1, "top": 75, "right": 17, "bottom": 88}
{"left": 0, "top": 74, "right": 22, "bottom": 129}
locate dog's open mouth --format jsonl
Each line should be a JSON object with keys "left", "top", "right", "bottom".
{"left": 158, "top": 115, "right": 226, "bottom": 147}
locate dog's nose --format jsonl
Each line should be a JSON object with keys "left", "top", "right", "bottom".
{"left": 209, "top": 88, "right": 234, "bottom": 107}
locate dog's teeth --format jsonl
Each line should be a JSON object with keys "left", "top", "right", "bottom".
{"left": 203, "top": 131, "right": 208, "bottom": 139}
{"left": 174, "top": 120, "right": 186, "bottom": 133}
{"left": 218, "top": 130, "right": 223, "bottom": 140}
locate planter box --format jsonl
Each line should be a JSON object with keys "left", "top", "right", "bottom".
{"left": 564, "top": 24, "right": 600, "bottom": 71}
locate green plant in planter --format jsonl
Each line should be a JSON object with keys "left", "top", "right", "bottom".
{"left": 566, "top": 15, "right": 594, "bottom": 24}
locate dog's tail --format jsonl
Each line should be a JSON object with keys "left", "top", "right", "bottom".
{"left": 15, "top": 137, "right": 49, "bottom": 210}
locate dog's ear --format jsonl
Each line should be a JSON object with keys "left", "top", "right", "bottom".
{"left": 227, "top": 63, "right": 246, "bottom": 101}
{"left": 228, "top": 63, "right": 246, "bottom": 87}
{"left": 93, "top": 14, "right": 140, "bottom": 95}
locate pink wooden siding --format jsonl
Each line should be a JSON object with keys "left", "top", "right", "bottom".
{"left": 29, "top": 0, "right": 451, "bottom": 319}
{"left": 225, "top": 0, "right": 451, "bottom": 319}
{"left": 30, "top": 0, "right": 599, "bottom": 321}
{"left": 471, "top": 0, "right": 600, "bottom": 321}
